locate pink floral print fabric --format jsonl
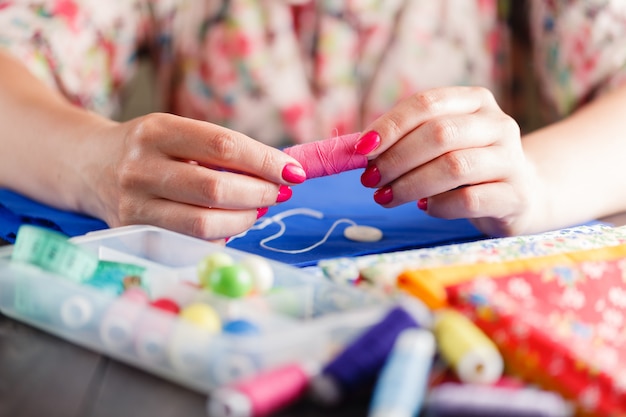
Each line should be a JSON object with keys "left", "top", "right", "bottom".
{"left": 1, "top": 0, "right": 625, "bottom": 145}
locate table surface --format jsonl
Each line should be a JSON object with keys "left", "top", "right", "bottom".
{"left": 2, "top": 213, "right": 625, "bottom": 417}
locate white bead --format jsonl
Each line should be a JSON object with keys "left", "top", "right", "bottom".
{"left": 240, "top": 255, "right": 274, "bottom": 293}
{"left": 343, "top": 225, "right": 383, "bottom": 242}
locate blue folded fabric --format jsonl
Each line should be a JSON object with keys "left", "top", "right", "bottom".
{"left": 0, "top": 189, "right": 108, "bottom": 242}
{"left": 227, "top": 170, "right": 486, "bottom": 266}
{"left": 0, "top": 170, "right": 486, "bottom": 267}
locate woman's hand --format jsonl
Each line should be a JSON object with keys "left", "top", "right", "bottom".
{"left": 81, "top": 113, "right": 306, "bottom": 241}
{"left": 355, "top": 86, "right": 540, "bottom": 237}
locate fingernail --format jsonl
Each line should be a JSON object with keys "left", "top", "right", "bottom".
{"left": 257, "top": 207, "right": 269, "bottom": 219}
{"left": 276, "top": 185, "right": 292, "bottom": 203}
{"left": 282, "top": 163, "right": 306, "bottom": 184}
{"left": 355, "top": 131, "right": 381, "bottom": 155}
{"left": 374, "top": 186, "right": 393, "bottom": 205}
{"left": 360, "top": 165, "right": 381, "bottom": 187}
{"left": 417, "top": 198, "right": 428, "bottom": 211}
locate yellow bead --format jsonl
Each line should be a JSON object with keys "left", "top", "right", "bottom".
{"left": 179, "top": 302, "right": 221, "bottom": 333}
{"left": 197, "top": 252, "right": 234, "bottom": 288}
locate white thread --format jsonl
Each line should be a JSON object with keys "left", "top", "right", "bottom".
{"left": 228, "top": 208, "right": 358, "bottom": 254}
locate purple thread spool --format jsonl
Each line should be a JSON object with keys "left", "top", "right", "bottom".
{"left": 424, "top": 383, "right": 574, "bottom": 417}
{"left": 310, "top": 305, "right": 420, "bottom": 406}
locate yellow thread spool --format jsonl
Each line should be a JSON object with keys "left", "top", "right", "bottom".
{"left": 433, "top": 309, "right": 503, "bottom": 384}
{"left": 397, "top": 269, "right": 448, "bottom": 310}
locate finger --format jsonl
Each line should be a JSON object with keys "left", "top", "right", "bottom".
{"left": 379, "top": 146, "right": 514, "bottom": 207}
{"left": 422, "top": 182, "right": 524, "bottom": 221}
{"left": 134, "top": 114, "right": 306, "bottom": 184}
{"left": 121, "top": 198, "right": 259, "bottom": 240}
{"left": 369, "top": 112, "right": 520, "bottom": 186}
{"left": 134, "top": 159, "right": 285, "bottom": 209}
{"left": 358, "top": 86, "right": 500, "bottom": 156}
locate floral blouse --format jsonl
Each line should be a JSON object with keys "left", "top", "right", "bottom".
{"left": 1, "top": 0, "right": 626, "bottom": 146}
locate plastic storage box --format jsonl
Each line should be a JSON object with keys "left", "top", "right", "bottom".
{"left": 0, "top": 225, "right": 387, "bottom": 393}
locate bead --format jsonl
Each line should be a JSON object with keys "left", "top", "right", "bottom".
{"left": 197, "top": 252, "right": 235, "bottom": 288}
{"left": 179, "top": 302, "right": 222, "bottom": 333}
{"left": 343, "top": 225, "right": 383, "bottom": 242}
{"left": 122, "top": 286, "right": 151, "bottom": 304}
{"left": 239, "top": 255, "right": 274, "bottom": 293}
{"left": 150, "top": 298, "right": 180, "bottom": 315}
{"left": 222, "top": 319, "right": 260, "bottom": 335}
{"left": 209, "top": 265, "right": 253, "bottom": 298}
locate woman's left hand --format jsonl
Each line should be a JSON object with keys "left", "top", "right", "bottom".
{"left": 355, "top": 86, "right": 540, "bottom": 237}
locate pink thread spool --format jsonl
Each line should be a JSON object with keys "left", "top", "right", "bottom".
{"left": 207, "top": 361, "right": 318, "bottom": 417}
{"left": 283, "top": 132, "right": 368, "bottom": 179}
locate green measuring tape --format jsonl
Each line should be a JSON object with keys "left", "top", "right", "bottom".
{"left": 11, "top": 224, "right": 99, "bottom": 283}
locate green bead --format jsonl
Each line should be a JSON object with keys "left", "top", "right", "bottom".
{"left": 197, "top": 252, "right": 234, "bottom": 288}
{"left": 209, "top": 265, "right": 253, "bottom": 298}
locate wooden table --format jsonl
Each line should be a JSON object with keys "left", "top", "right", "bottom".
{"left": 2, "top": 215, "right": 624, "bottom": 417}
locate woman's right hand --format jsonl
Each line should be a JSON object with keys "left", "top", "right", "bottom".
{"left": 80, "top": 113, "right": 306, "bottom": 241}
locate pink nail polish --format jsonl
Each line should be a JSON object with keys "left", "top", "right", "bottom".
{"left": 276, "top": 185, "right": 292, "bottom": 203}
{"left": 360, "top": 165, "right": 381, "bottom": 188}
{"left": 354, "top": 131, "right": 381, "bottom": 155}
{"left": 257, "top": 207, "right": 269, "bottom": 219}
{"left": 374, "top": 186, "right": 393, "bottom": 205}
{"left": 417, "top": 198, "right": 428, "bottom": 211}
{"left": 282, "top": 163, "right": 306, "bottom": 184}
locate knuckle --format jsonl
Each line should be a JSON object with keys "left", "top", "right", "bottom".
{"left": 474, "top": 86, "right": 494, "bottom": 100}
{"left": 384, "top": 112, "right": 404, "bottom": 139}
{"left": 200, "top": 176, "right": 226, "bottom": 206}
{"left": 258, "top": 149, "right": 279, "bottom": 175}
{"left": 410, "top": 90, "right": 444, "bottom": 114}
{"left": 428, "top": 118, "right": 459, "bottom": 150}
{"left": 458, "top": 186, "right": 482, "bottom": 216}
{"left": 443, "top": 151, "right": 472, "bottom": 180}
{"left": 127, "top": 113, "right": 169, "bottom": 145}
{"left": 503, "top": 115, "right": 521, "bottom": 138}
{"left": 211, "top": 131, "right": 241, "bottom": 162}
{"left": 189, "top": 214, "right": 212, "bottom": 239}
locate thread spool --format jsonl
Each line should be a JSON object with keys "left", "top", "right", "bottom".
{"left": 134, "top": 302, "right": 179, "bottom": 363}
{"left": 208, "top": 348, "right": 262, "bottom": 387}
{"left": 424, "top": 383, "right": 575, "bottom": 417}
{"left": 59, "top": 294, "right": 96, "bottom": 329}
{"left": 283, "top": 132, "right": 368, "bottom": 179}
{"left": 13, "top": 272, "right": 101, "bottom": 329}
{"left": 309, "top": 305, "right": 421, "bottom": 406}
{"left": 167, "top": 321, "right": 216, "bottom": 377}
{"left": 207, "top": 361, "right": 319, "bottom": 417}
{"left": 433, "top": 309, "right": 503, "bottom": 384}
{"left": 99, "top": 288, "right": 150, "bottom": 351}
{"left": 369, "top": 329, "right": 436, "bottom": 417}
{"left": 397, "top": 269, "right": 448, "bottom": 310}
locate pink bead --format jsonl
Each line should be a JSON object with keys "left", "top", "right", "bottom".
{"left": 121, "top": 287, "right": 150, "bottom": 304}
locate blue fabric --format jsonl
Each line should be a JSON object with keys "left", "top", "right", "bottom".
{"left": 0, "top": 170, "right": 486, "bottom": 266}
{"left": 0, "top": 189, "right": 108, "bottom": 242}
{"left": 227, "top": 170, "right": 485, "bottom": 266}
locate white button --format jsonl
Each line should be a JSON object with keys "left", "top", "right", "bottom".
{"left": 343, "top": 225, "right": 383, "bottom": 242}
